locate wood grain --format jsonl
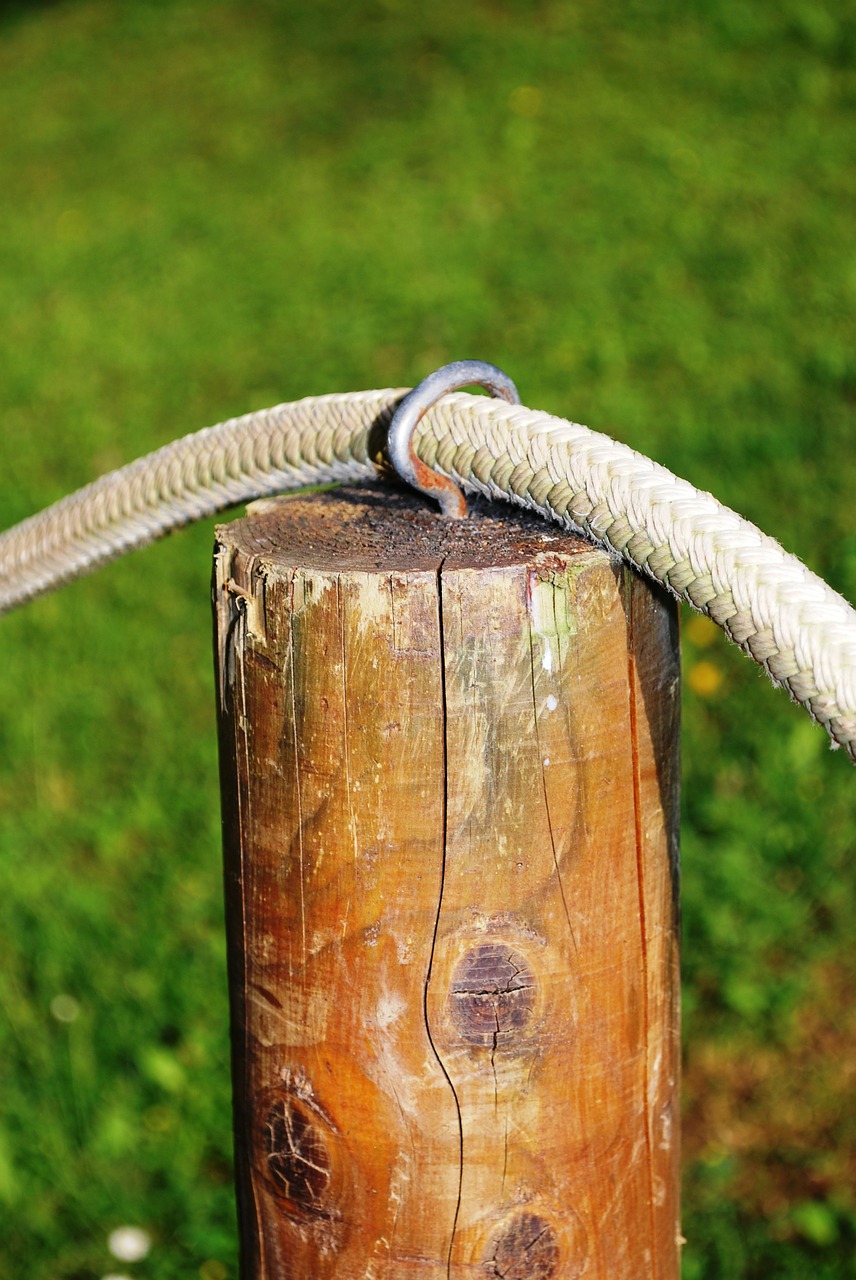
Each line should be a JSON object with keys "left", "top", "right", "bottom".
{"left": 213, "top": 483, "right": 680, "bottom": 1279}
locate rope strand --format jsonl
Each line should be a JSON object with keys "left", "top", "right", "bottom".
{"left": 2, "top": 389, "right": 854, "bottom": 761}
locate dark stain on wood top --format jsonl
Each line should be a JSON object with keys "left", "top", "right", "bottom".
{"left": 219, "top": 481, "right": 600, "bottom": 574}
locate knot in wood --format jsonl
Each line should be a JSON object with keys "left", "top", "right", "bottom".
{"left": 263, "top": 1094, "right": 334, "bottom": 1220}
{"left": 449, "top": 942, "right": 535, "bottom": 1047}
{"left": 487, "top": 1211, "right": 560, "bottom": 1280}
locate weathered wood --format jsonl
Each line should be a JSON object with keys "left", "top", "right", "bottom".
{"left": 213, "top": 483, "right": 680, "bottom": 1280}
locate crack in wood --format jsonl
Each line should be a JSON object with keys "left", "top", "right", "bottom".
{"left": 422, "top": 556, "right": 464, "bottom": 1280}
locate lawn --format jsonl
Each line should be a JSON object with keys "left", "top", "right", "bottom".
{"left": 0, "top": 0, "right": 854, "bottom": 1276}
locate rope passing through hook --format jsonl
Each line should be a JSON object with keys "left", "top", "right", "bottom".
{"left": 0, "top": 368, "right": 854, "bottom": 758}
{"left": 386, "top": 360, "right": 521, "bottom": 517}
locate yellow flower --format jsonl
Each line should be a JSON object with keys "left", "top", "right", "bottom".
{"left": 687, "top": 660, "right": 724, "bottom": 698}
{"left": 685, "top": 614, "right": 719, "bottom": 648}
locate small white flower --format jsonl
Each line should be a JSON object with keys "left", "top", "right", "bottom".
{"left": 50, "top": 994, "right": 80, "bottom": 1023}
{"left": 102, "top": 1274, "right": 133, "bottom": 1280}
{"left": 108, "top": 1226, "right": 151, "bottom": 1261}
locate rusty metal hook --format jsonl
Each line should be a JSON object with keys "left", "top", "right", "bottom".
{"left": 386, "top": 360, "right": 521, "bottom": 518}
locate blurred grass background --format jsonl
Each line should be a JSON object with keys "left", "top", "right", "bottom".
{"left": 0, "top": 0, "right": 854, "bottom": 1276}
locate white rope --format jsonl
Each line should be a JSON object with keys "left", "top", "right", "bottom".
{"left": 1, "top": 388, "right": 854, "bottom": 761}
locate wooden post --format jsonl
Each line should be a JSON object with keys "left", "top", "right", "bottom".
{"left": 213, "top": 482, "right": 681, "bottom": 1280}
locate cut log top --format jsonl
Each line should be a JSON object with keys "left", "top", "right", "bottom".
{"left": 219, "top": 481, "right": 600, "bottom": 572}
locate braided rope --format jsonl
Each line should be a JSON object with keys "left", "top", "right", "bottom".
{"left": 2, "top": 388, "right": 855, "bottom": 761}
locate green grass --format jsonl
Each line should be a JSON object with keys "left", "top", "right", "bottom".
{"left": 0, "top": 0, "right": 855, "bottom": 1275}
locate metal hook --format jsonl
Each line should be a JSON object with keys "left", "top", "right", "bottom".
{"left": 386, "top": 359, "right": 521, "bottom": 518}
